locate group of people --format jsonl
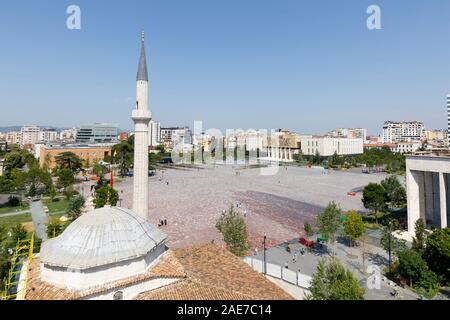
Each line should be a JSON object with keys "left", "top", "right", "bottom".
{"left": 158, "top": 218, "right": 168, "bottom": 227}
{"left": 285, "top": 244, "right": 305, "bottom": 267}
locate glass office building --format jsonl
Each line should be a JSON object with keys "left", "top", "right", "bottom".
{"left": 76, "top": 123, "right": 119, "bottom": 143}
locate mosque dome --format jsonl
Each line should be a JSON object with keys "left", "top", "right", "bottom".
{"left": 40, "top": 206, "right": 167, "bottom": 291}
{"left": 41, "top": 206, "right": 167, "bottom": 270}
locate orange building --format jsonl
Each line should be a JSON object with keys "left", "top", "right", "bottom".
{"left": 39, "top": 144, "right": 113, "bottom": 169}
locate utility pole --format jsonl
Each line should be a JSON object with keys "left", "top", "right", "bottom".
{"left": 263, "top": 232, "right": 267, "bottom": 275}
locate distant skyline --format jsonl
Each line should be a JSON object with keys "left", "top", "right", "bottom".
{"left": 1, "top": 0, "right": 450, "bottom": 135}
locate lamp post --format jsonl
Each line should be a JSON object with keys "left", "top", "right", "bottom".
{"left": 263, "top": 232, "right": 267, "bottom": 275}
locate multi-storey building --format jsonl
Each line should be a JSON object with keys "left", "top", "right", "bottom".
{"left": 328, "top": 128, "right": 367, "bottom": 142}
{"left": 60, "top": 128, "right": 78, "bottom": 141}
{"left": 39, "top": 128, "right": 58, "bottom": 143}
{"left": 447, "top": 94, "right": 450, "bottom": 148}
{"left": 149, "top": 120, "right": 161, "bottom": 147}
{"left": 75, "top": 123, "right": 119, "bottom": 143}
{"left": 5, "top": 132, "right": 21, "bottom": 145}
{"left": 382, "top": 121, "right": 425, "bottom": 143}
{"left": 160, "top": 127, "right": 191, "bottom": 150}
{"left": 21, "top": 125, "right": 41, "bottom": 146}
{"left": 300, "top": 136, "right": 364, "bottom": 157}
{"left": 264, "top": 130, "right": 301, "bottom": 162}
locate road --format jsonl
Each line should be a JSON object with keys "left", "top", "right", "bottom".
{"left": 0, "top": 209, "right": 31, "bottom": 218}
{"left": 251, "top": 238, "right": 419, "bottom": 300}
{"left": 30, "top": 200, "right": 48, "bottom": 240}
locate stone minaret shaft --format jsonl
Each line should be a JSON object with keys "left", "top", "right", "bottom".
{"left": 132, "top": 31, "right": 151, "bottom": 220}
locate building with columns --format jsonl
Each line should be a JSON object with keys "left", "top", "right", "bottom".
{"left": 265, "top": 130, "right": 301, "bottom": 162}
{"left": 406, "top": 155, "right": 450, "bottom": 237}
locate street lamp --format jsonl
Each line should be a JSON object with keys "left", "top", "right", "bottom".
{"left": 263, "top": 232, "right": 267, "bottom": 275}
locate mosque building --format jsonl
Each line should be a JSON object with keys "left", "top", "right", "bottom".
{"left": 22, "top": 32, "right": 292, "bottom": 300}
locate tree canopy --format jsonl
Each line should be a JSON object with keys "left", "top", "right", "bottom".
{"left": 362, "top": 183, "right": 387, "bottom": 213}
{"left": 54, "top": 152, "right": 82, "bottom": 173}
{"left": 316, "top": 201, "right": 342, "bottom": 243}
{"left": 94, "top": 186, "right": 119, "bottom": 208}
{"left": 343, "top": 210, "right": 365, "bottom": 246}
{"left": 307, "top": 258, "right": 365, "bottom": 300}
{"left": 423, "top": 228, "right": 450, "bottom": 283}
{"left": 381, "top": 175, "right": 406, "bottom": 208}
{"left": 216, "top": 205, "right": 249, "bottom": 256}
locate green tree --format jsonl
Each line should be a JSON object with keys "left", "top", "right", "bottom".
{"left": 307, "top": 258, "right": 365, "bottom": 300}
{"left": 412, "top": 219, "right": 426, "bottom": 252}
{"left": 54, "top": 152, "right": 82, "bottom": 173}
{"left": 317, "top": 201, "right": 341, "bottom": 243}
{"left": 215, "top": 205, "right": 249, "bottom": 256}
{"left": 343, "top": 210, "right": 365, "bottom": 246}
{"left": 9, "top": 224, "right": 28, "bottom": 247}
{"left": 93, "top": 161, "right": 107, "bottom": 177}
{"left": 381, "top": 175, "right": 406, "bottom": 208}
{"left": 304, "top": 222, "right": 314, "bottom": 237}
{"left": 3, "top": 150, "right": 35, "bottom": 176}
{"left": 46, "top": 218, "right": 67, "bottom": 239}
{"left": 57, "top": 168, "right": 74, "bottom": 189}
{"left": 94, "top": 186, "right": 119, "bottom": 208}
{"left": 67, "top": 195, "right": 85, "bottom": 220}
{"left": 362, "top": 183, "right": 387, "bottom": 224}
{"left": 313, "top": 150, "right": 321, "bottom": 165}
{"left": 380, "top": 219, "right": 406, "bottom": 272}
{"left": 112, "top": 138, "right": 134, "bottom": 177}
{"left": 397, "top": 248, "right": 439, "bottom": 297}
{"left": 423, "top": 228, "right": 450, "bottom": 283}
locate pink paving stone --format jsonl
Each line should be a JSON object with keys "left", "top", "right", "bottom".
{"left": 116, "top": 165, "right": 386, "bottom": 249}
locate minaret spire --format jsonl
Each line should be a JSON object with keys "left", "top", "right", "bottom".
{"left": 137, "top": 30, "right": 148, "bottom": 82}
{"left": 132, "top": 30, "right": 151, "bottom": 220}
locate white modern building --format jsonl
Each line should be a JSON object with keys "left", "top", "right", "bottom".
{"left": 392, "top": 141, "right": 422, "bottom": 154}
{"left": 382, "top": 121, "right": 425, "bottom": 143}
{"left": 406, "top": 155, "right": 450, "bottom": 237}
{"left": 60, "top": 128, "right": 78, "bottom": 141}
{"left": 149, "top": 120, "right": 161, "bottom": 147}
{"left": 39, "top": 128, "right": 58, "bottom": 143}
{"left": 21, "top": 125, "right": 41, "bottom": 146}
{"left": 161, "top": 127, "right": 192, "bottom": 150}
{"left": 447, "top": 94, "right": 450, "bottom": 148}
{"left": 300, "top": 136, "right": 364, "bottom": 157}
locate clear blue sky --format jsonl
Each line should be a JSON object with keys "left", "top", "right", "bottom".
{"left": 1, "top": 0, "right": 450, "bottom": 135}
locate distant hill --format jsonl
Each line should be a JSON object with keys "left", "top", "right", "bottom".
{"left": 0, "top": 126, "right": 70, "bottom": 133}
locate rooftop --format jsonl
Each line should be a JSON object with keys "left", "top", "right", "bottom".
{"left": 26, "top": 244, "right": 293, "bottom": 300}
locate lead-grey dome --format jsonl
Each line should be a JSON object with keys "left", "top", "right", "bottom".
{"left": 41, "top": 206, "right": 167, "bottom": 270}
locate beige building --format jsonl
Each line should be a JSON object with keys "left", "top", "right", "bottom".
{"left": 300, "top": 136, "right": 363, "bottom": 157}
{"left": 39, "top": 144, "right": 113, "bottom": 169}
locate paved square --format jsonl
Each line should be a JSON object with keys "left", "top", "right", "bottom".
{"left": 117, "top": 165, "right": 386, "bottom": 249}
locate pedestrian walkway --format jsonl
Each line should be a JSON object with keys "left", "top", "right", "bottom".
{"left": 30, "top": 200, "right": 48, "bottom": 240}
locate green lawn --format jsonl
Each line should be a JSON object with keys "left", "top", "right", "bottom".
{"left": 43, "top": 198, "right": 70, "bottom": 214}
{"left": 0, "top": 203, "right": 30, "bottom": 214}
{"left": 0, "top": 213, "right": 32, "bottom": 229}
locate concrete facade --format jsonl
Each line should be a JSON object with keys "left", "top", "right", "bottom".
{"left": 406, "top": 155, "right": 450, "bottom": 236}
{"left": 300, "top": 136, "right": 363, "bottom": 157}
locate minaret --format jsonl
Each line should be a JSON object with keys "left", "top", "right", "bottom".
{"left": 132, "top": 31, "right": 151, "bottom": 220}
